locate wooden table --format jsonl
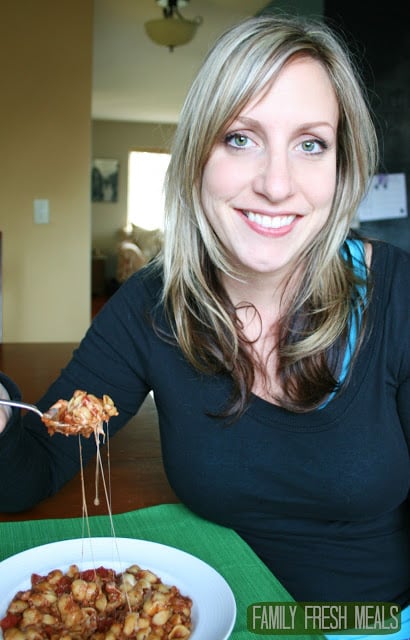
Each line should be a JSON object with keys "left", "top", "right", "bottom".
{"left": 0, "top": 343, "right": 178, "bottom": 522}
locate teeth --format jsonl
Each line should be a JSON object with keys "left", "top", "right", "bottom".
{"left": 245, "top": 212, "right": 296, "bottom": 229}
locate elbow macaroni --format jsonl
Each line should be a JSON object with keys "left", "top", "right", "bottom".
{"left": 0, "top": 564, "right": 192, "bottom": 639}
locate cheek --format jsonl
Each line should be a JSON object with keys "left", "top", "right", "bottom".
{"left": 200, "top": 170, "right": 215, "bottom": 218}
{"left": 202, "top": 163, "right": 222, "bottom": 203}
{"left": 202, "top": 155, "right": 241, "bottom": 203}
{"left": 303, "top": 164, "right": 337, "bottom": 210}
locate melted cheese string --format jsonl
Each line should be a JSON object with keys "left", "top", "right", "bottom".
{"left": 79, "top": 424, "right": 117, "bottom": 539}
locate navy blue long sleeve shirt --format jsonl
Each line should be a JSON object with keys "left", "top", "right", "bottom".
{"left": 0, "top": 240, "right": 409, "bottom": 604}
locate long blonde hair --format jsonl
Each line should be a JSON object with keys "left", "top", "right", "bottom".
{"left": 158, "top": 14, "right": 378, "bottom": 416}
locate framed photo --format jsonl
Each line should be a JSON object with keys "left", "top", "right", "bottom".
{"left": 91, "top": 158, "right": 119, "bottom": 203}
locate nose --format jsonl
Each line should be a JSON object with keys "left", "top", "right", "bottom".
{"left": 252, "top": 149, "right": 294, "bottom": 202}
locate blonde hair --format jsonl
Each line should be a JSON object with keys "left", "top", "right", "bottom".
{"left": 158, "top": 14, "right": 378, "bottom": 416}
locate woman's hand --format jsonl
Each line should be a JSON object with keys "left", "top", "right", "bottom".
{"left": 0, "top": 383, "right": 12, "bottom": 433}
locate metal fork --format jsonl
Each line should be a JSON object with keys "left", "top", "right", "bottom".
{"left": 0, "top": 398, "right": 44, "bottom": 418}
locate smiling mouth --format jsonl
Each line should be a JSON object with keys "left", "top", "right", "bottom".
{"left": 243, "top": 211, "right": 296, "bottom": 229}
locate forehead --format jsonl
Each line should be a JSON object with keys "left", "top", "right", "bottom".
{"left": 240, "top": 56, "right": 339, "bottom": 125}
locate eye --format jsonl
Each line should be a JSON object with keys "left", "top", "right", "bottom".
{"left": 299, "top": 138, "right": 327, "bottom": 154}
{"left": 224, "top": 132, "right": 254, "bottom": 149}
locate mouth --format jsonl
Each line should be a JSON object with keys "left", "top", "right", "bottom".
{"left": 243, "top": 211, "right": 297, "bottom": 230}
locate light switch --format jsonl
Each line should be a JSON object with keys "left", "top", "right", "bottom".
{"left": 33, "top": 199, "right": 50, "bottom": 224}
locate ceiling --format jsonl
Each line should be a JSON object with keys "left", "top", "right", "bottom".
{"left": 91, "top": 0, "right": 271, "bottom": 124}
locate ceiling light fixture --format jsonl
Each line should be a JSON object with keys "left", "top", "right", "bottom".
{"left": 144, "top": 0, "right": 203, "bottom": 52}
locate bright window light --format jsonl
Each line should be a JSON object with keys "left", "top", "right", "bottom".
{"left": 127, "top": 150, "right": 171, "bottom": 230}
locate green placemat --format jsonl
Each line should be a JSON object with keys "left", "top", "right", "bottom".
{"left": 0, "top": 503, "right": 324, "bottom": 639}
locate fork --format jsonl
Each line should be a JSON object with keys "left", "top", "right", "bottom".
{"left": 0, "top": 398, "right": 70, "bottom": 429}
{"left": 0, "top": 398, "right": 44, "bottom": 418}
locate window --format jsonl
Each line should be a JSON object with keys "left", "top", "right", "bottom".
{"left": 127, "top": 150, "right": 171, "bottom": 230}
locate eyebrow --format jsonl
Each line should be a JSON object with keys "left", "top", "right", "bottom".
{"left": 235, "top": 115, "right": 337, "bottom": 133}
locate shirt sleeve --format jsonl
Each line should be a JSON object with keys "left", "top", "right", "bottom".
{"left": 397, "top": 379, "right": 410, "bottom": 448}
{"left": 385, "top": 246, "right": 410, "bottom": 452}
{"left": 396, "top": 323, "right": 410, "bottom": 450}
{"left": 0, "top": 270, "right": 157, "bottom": 512}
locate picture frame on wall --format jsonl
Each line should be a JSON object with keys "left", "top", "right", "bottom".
{"left": 91, "top": 158, "right": 119, "bottom": 203}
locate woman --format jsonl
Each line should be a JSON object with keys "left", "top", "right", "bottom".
{"left": 0, "top": 14, "right": 409, "bottom": 637}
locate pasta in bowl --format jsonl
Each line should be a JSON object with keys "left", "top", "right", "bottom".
{"left": 1, "top": 561, "right": 192, "bottom": 639}
{"left": 0, "top": 538, "right": 236, "bottom": 640}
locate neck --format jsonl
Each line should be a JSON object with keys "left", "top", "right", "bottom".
{"left": 220, "top": 269, "right": 291, "bottom": 312}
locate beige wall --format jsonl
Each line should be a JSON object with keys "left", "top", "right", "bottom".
{"left": 91, "top": 120, "right": 176, "bottom": 278}
{"left": 1, "top": 1, "right": 93, "bottom": 342}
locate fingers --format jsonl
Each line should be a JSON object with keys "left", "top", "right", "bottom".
{"left": 0, "top": 383, "right": 12, "bottom": 433}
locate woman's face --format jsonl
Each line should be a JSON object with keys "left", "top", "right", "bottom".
{"left": 201, "top": 56, "right": 339, "bottom": 282}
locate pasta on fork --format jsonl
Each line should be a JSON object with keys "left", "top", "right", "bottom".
{"left": 41, "top": 390, "right": 118, "bottom": 438}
